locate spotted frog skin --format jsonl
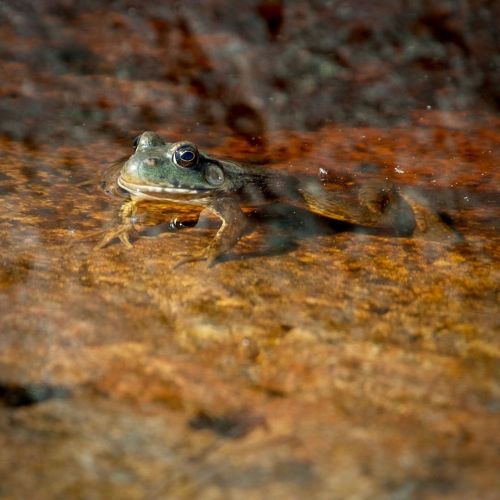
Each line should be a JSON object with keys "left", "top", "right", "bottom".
{"left": 97, "top": 131, "right": 453, "bottom": 265}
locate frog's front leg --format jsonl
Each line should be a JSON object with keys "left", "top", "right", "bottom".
{"left": 95, "top": 198, "right": 139, "bottom": 249}
{"left": 175, "top": 197, "right": 249, "bottom": 267}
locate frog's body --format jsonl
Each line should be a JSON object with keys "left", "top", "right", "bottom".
{"left": 97, "top": 131, "right": 453, "bottom": 265}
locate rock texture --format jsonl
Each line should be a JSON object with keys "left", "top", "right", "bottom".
{"left": 0, "top": 1, "right": 499, "bottom": 499}
{"left": 0, "top": 0, "right": 498, "bottom": 144}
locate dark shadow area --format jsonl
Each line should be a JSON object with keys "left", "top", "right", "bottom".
{"left": 0, "top": 382, "right": 70, "bottom": 408}
{"left": 188, "top": 409, "right": 266, "bottom": 439}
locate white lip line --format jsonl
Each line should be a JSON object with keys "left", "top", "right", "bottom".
{"left": 118, "top": 177, "right": 206, "bottom": 195}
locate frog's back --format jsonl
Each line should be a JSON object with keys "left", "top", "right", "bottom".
{"left": 219, "top": 160, "right": 303, "bottom": 206}
{"left": 299, "top": 178, "right": 417, "bottom": 235}
{"left": 223, "top": 161, "right": 418, "bottom": 235}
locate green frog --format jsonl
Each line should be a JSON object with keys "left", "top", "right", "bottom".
{"left": 97, "top": 131, "right": 454, "bottom": 265}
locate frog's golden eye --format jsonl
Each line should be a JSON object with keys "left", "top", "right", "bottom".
{"left": 174, "top": 144, "right": 198, "bottom": 168}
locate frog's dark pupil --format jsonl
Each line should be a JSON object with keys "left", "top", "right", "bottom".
{"left": 132, "top": 135, "right": 140, "bottom": 149}
{"left": 180, "top": 150, "right": 195, "bottom": 161}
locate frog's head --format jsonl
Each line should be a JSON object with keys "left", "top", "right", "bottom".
{"left": 118, "top": 132, "right": 230, "bottom": 201}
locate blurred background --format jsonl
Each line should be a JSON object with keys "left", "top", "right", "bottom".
{"left": 1, "top": 0, "right": 498, "bottom": 147}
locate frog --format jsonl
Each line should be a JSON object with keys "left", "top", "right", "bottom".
{"left": 97, "top": 131, "right": 455, "bottom": 265}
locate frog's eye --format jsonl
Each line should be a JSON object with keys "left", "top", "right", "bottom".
{"left": 174, "top": 144, "right": 198, "bottom": 168}
{"left": 132, "top": 135, "right": 141, "bottom": 149}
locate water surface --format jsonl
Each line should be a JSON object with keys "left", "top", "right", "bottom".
{"left": 0, "top": 2, "right": 499, "bottom": 498}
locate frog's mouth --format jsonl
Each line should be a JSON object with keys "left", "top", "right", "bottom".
{"left": 118, "top": 177, "right": 210, "bottom": 200}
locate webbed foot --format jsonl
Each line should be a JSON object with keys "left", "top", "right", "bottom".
{"left": 94, "top": 198, "right": 139, "bottom": 250}
{"left": 94, "top": 221, "right": 136, "bottom": 249}
{"left": 172, "top": 247, "right": 219, "bottom": 268}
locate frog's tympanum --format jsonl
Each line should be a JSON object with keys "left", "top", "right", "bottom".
{"left": 98, "top": 131, "right": 454, "bottom": 265}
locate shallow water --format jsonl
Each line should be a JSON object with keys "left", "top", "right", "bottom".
{"left": 1, "top": 116, "right": 499, "bottom": 498}
{"left": 0, "top": 2, "right": 499, "bottom": 498}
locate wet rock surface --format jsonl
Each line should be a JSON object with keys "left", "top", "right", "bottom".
{"left": 0, "top": 1, "right": 499, "bottom": 499}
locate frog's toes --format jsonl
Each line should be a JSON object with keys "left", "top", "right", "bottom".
{"left": 172, "top": 248, "right": 219, "bottom": 268}
{"left": 118, "top": 231, "right": 134, "bottom": 249}
{"left": 95, "top": 224, "right": 136, "bottom": 250}
{"left": 173, "top": 255, "right": 204, "bottom": 269}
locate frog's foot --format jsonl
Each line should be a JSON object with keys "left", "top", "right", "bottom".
{"left": 94, "top": 221, "right": 137, "bottom": 250}
{"left": 93, "top": 198, "right": 140, "bottom": 250}
{"left": 173, "top": 247, "right": 219, "bottom": 269}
